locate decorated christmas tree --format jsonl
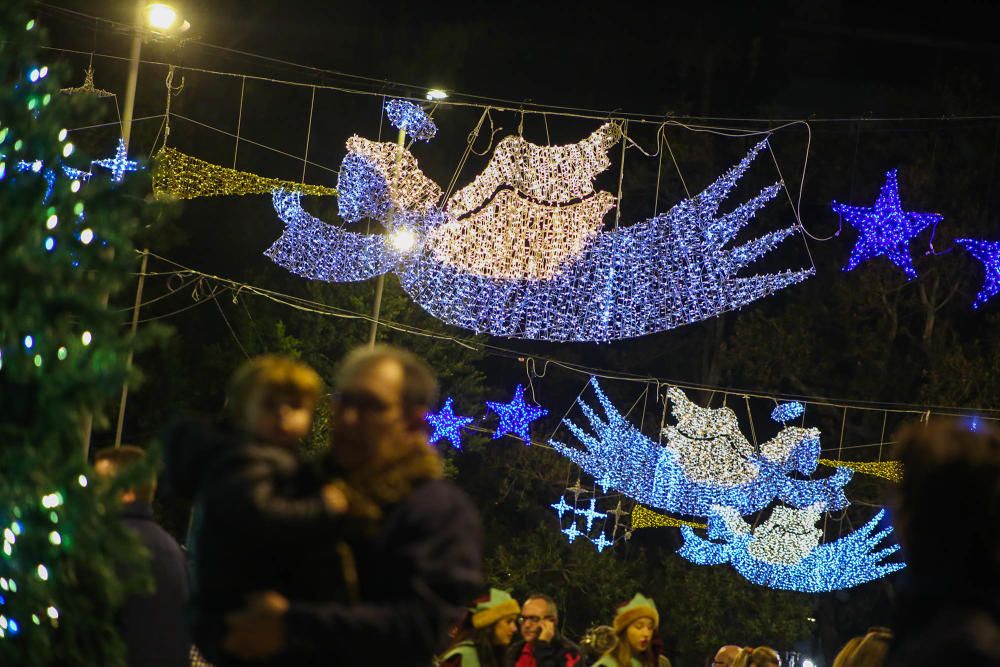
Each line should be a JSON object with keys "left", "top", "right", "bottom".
{"left": 0, "top": 4, "right": 169, "bottom": 664}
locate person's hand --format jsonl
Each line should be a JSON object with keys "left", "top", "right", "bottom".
{"left": 539, "top": 617, "right": 556, "bottom": 643}
{"left": 223, "top": 591, "right": 290, "bottom": 660}
{"left": 322, "top": 482, "right": 348, "bottom": 514}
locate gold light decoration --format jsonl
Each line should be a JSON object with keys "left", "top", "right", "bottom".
{"left": 152, "top": 147, "right": 337, "bottom": 200}
{"left": 445, "top": 123, "right": 622, "bottom": 218}
{"left": 60, "top": 67, "right": 114, "bottom": 97}
{"left": 428, "top": 190, "right": 616, "bottom": 279}
{"left": 819, "top": 459, "right": 902, "bottom": 482}
{"left": 631, "top": 504, "right": 707, "bottom": 530}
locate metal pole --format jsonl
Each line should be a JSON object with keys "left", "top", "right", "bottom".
{"left": 85, "top": 0, "right": 144, "bottom": 456}
{"left": 114, "top": 249, "right": 149, "bottom": 446}
{"left": 366, "top": 127, "right": 406, "bottom": 348}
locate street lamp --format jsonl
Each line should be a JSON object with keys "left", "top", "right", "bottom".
{"left": 425, "top": 88, "right": 448, "bottom": 101}
{"left": 145, "top": 3, "right": 191, "bottom": 33}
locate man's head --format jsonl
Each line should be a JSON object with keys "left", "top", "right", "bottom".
{"left": 329, "top": 345, "right": 439, "bottom": 471}
{"left": 226, "top": 355, "right": 323, "bottom": 449}
{"left": 518, "top": 594, "right": 558, "bottom": 642}
{"left": 93, "top": 445, "right": 156, "bottom": 504}
{"left": 713, "top": 645, "right": 743, "bottom": 667}
{"left": 892, "top": 418, "right": 1000, "bottom": 578}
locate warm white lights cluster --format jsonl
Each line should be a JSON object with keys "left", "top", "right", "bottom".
{"left": 444, "top": 123, "right": 621, "bottom": 218}
{"left": 428, "top": 190, "right": 616, "bottom": 279}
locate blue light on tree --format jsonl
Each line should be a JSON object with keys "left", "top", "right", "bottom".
{"left": 771, "top": 401, "right": 805, "bottom": 424}
{"left": 426, "top": 397, "right": 474, "bottom": 450}
{"left": 550, "top": 379, "right": 852, "bottom": 517}
{"left": 92, "top": 138, "right": 137, "bottom": 182}
{"left": 485, "top": 385, "right": 548, "bottom": 442}
{"left": 385, "top": 99, "right": 438, "bottom": 142}
{"left": 677, "top": 507, "right": 905, "bottom": 592}
{"left": 832, "top": 169, "right": 942, "bottom": 280}
{"left": 562, "top": 521, "right": 583, "bottom": 544}
{"left": 955, "top": 238, "right": 1000, "bottom": 309}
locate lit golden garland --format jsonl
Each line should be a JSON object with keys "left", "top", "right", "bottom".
{"left": 152, "top": 147, "right": 338, "bottom": 200}
{"left": 428, "top": 190, "right": 615, "bottom": 279}
{"left": 818, "top": 459, "right": 903, "bottom": 482}
{"left": 445, "top": 123, "right": 622, "bottom": 217}
{"left": 631, "top": 504, "right": 707, "bottom": 530}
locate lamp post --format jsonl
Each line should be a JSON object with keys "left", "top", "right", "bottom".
{"left": 102, "top": 2, "right": 188, "bottom": 452}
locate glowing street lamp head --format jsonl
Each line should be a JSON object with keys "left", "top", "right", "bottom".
{"left": 390, "top": 228, "right": 417, "bottom": 253}
{"left": 425, "top": 89, "right": 448, "bottom": 101}
{"left": 145, "top": 3, "right": 178, "bottom": 30}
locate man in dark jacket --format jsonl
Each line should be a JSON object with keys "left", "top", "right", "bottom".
{"left": 94, "top": 446, "right": 191, "bottom": 667}
{"left": 886, "top": 419, "right": 1000, "bottom": 667}
{"left": 508, "top": 594, "right": 587, "bottom": 667}
{"left": 223, "top": 345, "right": 484, "bottom": 667}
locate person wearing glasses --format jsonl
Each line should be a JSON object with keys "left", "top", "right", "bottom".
{"left": 507, "top": 594, "right": 587, "bottom": 667}
{"left": 219, "top": 346, "right": 485, "bottom": 667}
{"left": 440, "top": 589, "right": 522, "bottom": 667}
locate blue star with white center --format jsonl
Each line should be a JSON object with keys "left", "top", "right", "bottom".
{"left": 426, "top": 397, "right": 474, "bottom": 450}
{"left": 485, "top": 384, "right": 548, "bottom": 442}
{"left": 832, "top": 169, "right": 943, "bottom": 280}
{"left": 93, "top": 138, "right": 138, "bottom": 182}
{"left": 956, "top": 238, "right": 1000, "bottom": 309}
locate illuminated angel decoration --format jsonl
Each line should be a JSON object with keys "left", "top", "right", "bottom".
{"left": 266, "top": 118, "right": 814, "bottom": 342}
{"left": 548, "top": 378, "right": 852, "bottom": 517}
{"left": 677, "top": 505, "right": 905, "bottom": 591}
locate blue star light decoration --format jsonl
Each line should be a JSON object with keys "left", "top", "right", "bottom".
{"left": 832, "top": 169, "right": 943, "bottom": 280}
{"left": 92, "top": 138, "right": 138, "bottom": 182}
{"left": 771, "top": 401, "right": 805, "bottom": 424}
{"left": 955, "top": 238, "right": 1000, "bottom": 309}
{"left": 485, "top": 385, "right": 548, "bottom": 442}
{"left": 266, "top": 129, "right": 814, "bottom": 342}
{"left": 551, "top": 496, "right": 574, "bottom": 519}
{"left": 677, "top": 507, "right": 905, "bottom": 592}
{"left": 426, "top": 397, "right": 474, "bottom": 450}
{"left": 591, "top": 532, "right": 614, "bottom": 553}
{"left": 385, "top": 99, "right": 438, "bottom": 142}
{"left": 562, "top": 521, "right": 584, "bottom": 544}
{"left": 550, "top": 379, "right": 852, "bottom": 518}
{"left": 575, "top": 498, "right": 607, "bottom": 532}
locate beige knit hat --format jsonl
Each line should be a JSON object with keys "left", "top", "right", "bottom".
{"left": 471, "top": 588, "right": 521, "bottom": 629}
{"left": 612, "top": 593, "right": 659, "bottom": 634}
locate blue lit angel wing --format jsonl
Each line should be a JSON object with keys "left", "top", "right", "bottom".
{"left": 265, "top": 190, "right": 399, "bottom": 282}
{"left": 678, "top": 508, "right": 906, "bottom": 592}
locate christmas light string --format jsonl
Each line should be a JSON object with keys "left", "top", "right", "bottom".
{"left": 133, "top": 251, "right": 1000, "bottom": 420}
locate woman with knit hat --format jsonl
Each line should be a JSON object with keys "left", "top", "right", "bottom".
{"left": 593, "top": 593, "right": 672, "bottom": 667}
{"left": 440, "top": 589, "right": 521, "bottom": 667}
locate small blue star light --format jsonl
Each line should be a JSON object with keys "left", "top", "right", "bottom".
{"left": 591, "top": 532, "right": 614, "bottom": 553}
{"left": 92, "top": 138, "right": 138, "bottom": 182}
{"left": 574, "top": 498, "right": 607, "bottom": 532}
{"left": 832, "top": 169, "right": 943, "bottom": 280}
{"left": 955, "top": 238, "right": 1000, "bottom": 309}
{"left": 426, "top": 397, "right": 474, "bottom": 450}
{"left": 771, "top": 401, "right": 805, "bottom": 424}
{"left": 385, "top": 99, "right": 438, "bottom": 142}
{"left": 562, "top": 521, "right": 583, "bottom": 544}
{"left": 551, "top": 496, "right": 574, "bottom": 519}
{"left": 485, "top": 385, "right": 548, "bottom": 442}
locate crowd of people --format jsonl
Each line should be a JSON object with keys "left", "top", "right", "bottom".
{"left": 92, "top": 345, "right": 999, "bottom": 667}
